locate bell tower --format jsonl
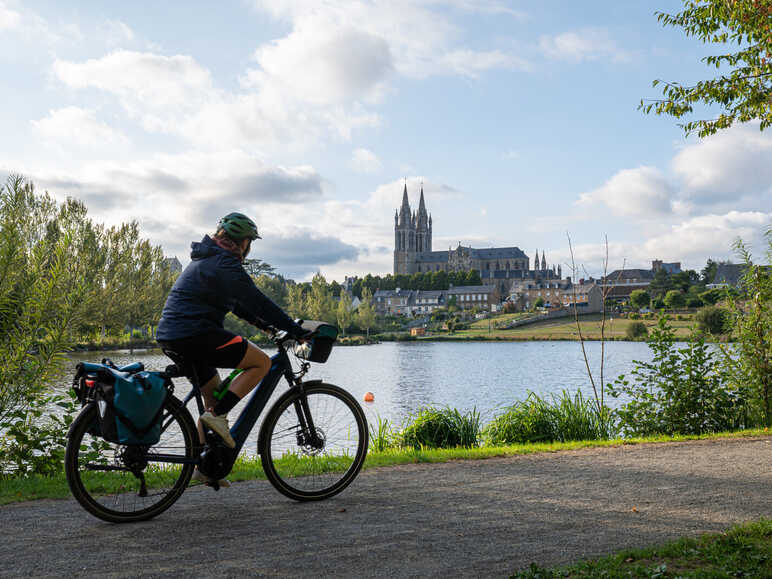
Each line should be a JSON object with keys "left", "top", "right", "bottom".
{"left": 394, "top": 183, "right": 414, "bottom": 274}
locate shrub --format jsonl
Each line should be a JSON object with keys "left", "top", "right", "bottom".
{"left": 483, "top": 391, "right": 611, "bottom": 445}
{"left": 628, "top": 313, "right": 641, "bottom": 320}
{"left": 625, "top": 321, "right": 648, "bottom": 340}
{"left": 696, "top": 305, "right": 730, "bottom": 336}
{"left": 608, "top": 316, "right": 751, "bottom": 436}
{"left": 400, "top": 406, "right": 481, "bottom": 449}
{"left": 686, "top": 296, "right": 704, "bottom": 308}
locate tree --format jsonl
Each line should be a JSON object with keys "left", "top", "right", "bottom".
{"left": 649, "top": 268, "right": 673, "bottom": 298}
{"left": 664, "top": 289, "right": 687, "bottom": 310}
{"left": 254, "top": 274, "right": 288, "bottom": 308}
{"left": 671, "top": 271, "right": 694, "bottom": 293}
{"left": 286, "top": 283, "right": 306, "bottom": 319}
{"left": 243, "top": 258, "right": 275, "bottom": 277}
{"left": 640, "top": 0, "right": 772, "bottom": 136}
{"left": 630, "top": 289, "right": 651, "bottom": 310}
{"left": 356, "top": 287, "right": 376, "bottom": 338}
{"left": 534, "top": 297, "right": 545, "bottom": 308}
{"left": 336, "top": 291, "right": 353, "bottom": 336}
{"left": 701, "top": 259, "right": 719, "bottom": 285}
{"left": 306, "top": 273, "right": 335, "bottom": 324}
{"left": 696, "top": 305, "right": 729, "bottom": 335}
{"left": 700, "top": 287, "right": 724, "bottom": 305}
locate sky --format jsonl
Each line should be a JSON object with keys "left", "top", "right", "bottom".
{"left": 1, "top": 0, "right": 770, "bottom": 281}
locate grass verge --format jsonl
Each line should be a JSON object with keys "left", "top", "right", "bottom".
{"left": 512, "top": 518, "right": 772, "bottom": 577}
{"left": 1, "top": 428, "right": 768, "bottom": 506}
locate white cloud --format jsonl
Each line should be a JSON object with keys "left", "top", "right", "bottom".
{"left": 250, "top": 0, "right": 524, "bottom": 80}
{"left": 31, "top": 107, "right": 128, "bottom": 147}
{"left": 245, "top": 23, "right": 394, "bottom": 106}
{"left": 53, "top": 50, "right": 213, "bottom": 115}
{"left": 672, "top": 123, "right": 772, "bottom": 206}
{"left": 440, "top": 49, "right": 529, "bottom": 77}
{"left": 539, "top": 28, "right": 627, "bottom": 62}
{"left": 578, "top": 166, "right": 675, "bottom": 217}
{"left": 642, "top": 211, "right": 772, "bottom": 262}
{"left": 0, "top": 2, "right": 20, "bottom": 29}
{"left": 351, "top": 148, "right": 382, "bottom": 173}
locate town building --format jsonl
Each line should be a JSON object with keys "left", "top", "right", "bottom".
{"left": 164, "top": 256, "right": 182, "bottom": 274}
{"left": 373, "top": 285, "right": 499, "bottom": 316}
{"left": 393, "top": 184, "right": 559, "bottom": 294}
{"left": 707, "top": 263, "right": 771, "bottom": 289}
{"left": 559, "top": 280, "right": 603, "bottom": 313}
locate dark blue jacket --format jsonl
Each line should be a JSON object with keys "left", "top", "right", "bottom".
{"left": 156, "top": 236, "right": 303, "bottom": 341}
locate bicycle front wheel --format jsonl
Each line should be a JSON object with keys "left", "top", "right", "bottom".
{"left": 259, "top": 382, "right": 368, "bottom": 501}
{"left": 65, "top": 395, "right": 198, "bottom": 523}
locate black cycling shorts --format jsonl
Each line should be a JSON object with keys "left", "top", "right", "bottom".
{"left": 158, "top": 328, "right": 249, "bottom": 386}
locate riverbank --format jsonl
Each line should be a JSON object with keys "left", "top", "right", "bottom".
{"left": 2, "top": 428, "right": 767, "bottom": 505}
{"left": 378, "top": 313, "right": 729, "bottom": 342}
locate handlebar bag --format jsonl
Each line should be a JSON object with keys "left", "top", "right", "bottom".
{"left": 294, "top": 320, "right": 338, "bottom": 363}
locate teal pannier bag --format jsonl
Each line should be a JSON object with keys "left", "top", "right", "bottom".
{"left": 112, "top": 371, "right": 168, "bottom": 445}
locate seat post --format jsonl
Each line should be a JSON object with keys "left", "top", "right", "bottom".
{"left": 162, "top": 348, "right": 206, "bottom": 414}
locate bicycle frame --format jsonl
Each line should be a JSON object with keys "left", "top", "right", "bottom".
{"left": 151, "top": 342, "right": 308, "bottom": 465}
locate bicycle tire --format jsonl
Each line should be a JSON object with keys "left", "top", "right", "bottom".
{"left": 259, "top": 382, "right": 368, "bottom": 501}
{"left": 65, "top": 395, "right": 198, "bottom": 523}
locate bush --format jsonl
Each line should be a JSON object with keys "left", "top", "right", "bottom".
{"left": 686, "top": 296, "right": 704, "bottom": 308}
{"left": 483, "top": 391, "right": 611, "bottom": 445}
{"left": 400, "top": 406, "right": 481, "bottom": 448}
{"left": 696, "top": 305, "right": 730, "bottom": 335}
{"left": 628, "top": 313, "right": 641, "bottom": 320}
{"left": 608, "top": 316, "right": 751, "bottom": 436}
{"left": 625, "top": 321, "right": 648, "bottom": 340}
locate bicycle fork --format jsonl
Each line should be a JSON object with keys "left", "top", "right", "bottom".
{"left": 293, "top": 389, "right": 323, "bottom": 450}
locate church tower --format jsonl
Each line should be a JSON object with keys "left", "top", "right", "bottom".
{"left": 394, "top": 183, "right": 415, "bottom": 274}
{"left": 415, "top": 185, "right": 432, "bottom": 253}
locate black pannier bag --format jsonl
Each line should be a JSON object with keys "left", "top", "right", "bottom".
{"left": 72, "top": 361, "right": 167, "bottom": 445}
{"left": 293, "top": 320, "right": 338, "bottom": 363}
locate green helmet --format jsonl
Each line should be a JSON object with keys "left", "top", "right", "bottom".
{"left": 217, "top": 212, "right": 261, "bottom": 240}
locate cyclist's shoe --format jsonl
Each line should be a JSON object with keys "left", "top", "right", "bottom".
{"left": 191, "top": 468, "right": 231, "bottom": 488}
{"left": 200, "top": 411, "right": 236, "bottom": 448}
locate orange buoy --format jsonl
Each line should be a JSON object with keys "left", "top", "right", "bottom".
{"left": 363, "top": 391, "right": 375, "bottom": 403}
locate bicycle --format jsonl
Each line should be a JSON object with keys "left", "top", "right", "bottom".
{"left": 64, "top": 327, "right": 369, "bottom": 523}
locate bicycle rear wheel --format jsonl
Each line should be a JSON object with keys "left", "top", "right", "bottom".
{"left": 65, "top": 395, "right": 198, "bottom": 523}
{"left": 259, "top": 382, "right": 368, "bottom": 501}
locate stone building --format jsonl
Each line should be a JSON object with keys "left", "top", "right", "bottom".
{"left": 393, "top": 184, "right": 559, "bottom": 293}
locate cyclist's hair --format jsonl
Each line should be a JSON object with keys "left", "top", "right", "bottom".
{"left": 213, "top": 227, "right": 235, "bottom": 242}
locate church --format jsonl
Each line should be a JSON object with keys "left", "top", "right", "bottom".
{"left": 393, "top": 184, "right": 560, "bottom": 294}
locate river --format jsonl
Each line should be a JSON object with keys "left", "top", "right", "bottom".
{"left": 61, "top": 340, "right": 654, "bottom": 455}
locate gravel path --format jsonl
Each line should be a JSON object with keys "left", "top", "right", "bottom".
{"left": 1, "top": 437, "right": 771, "bottom": 577}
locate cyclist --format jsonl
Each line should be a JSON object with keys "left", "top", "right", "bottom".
{"left": 156, "top": 212, "right": 306, "bottom": 485}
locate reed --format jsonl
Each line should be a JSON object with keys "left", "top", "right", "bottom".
{"left": 400, "top": 406, "right": 481, "bottom": 449}
{"left": 483, "top": 390, "right": 612, "bottom": 445}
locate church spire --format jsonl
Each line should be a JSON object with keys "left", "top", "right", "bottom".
{"left": 398, "top": 182, "right": 412, "bottom": 226}
{"left": 418, "top": 185, "right": 427, "bottom": 217}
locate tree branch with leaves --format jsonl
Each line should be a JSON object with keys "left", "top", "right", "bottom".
{"left": 640, "top": 0, "right": 772, "bottom": 136}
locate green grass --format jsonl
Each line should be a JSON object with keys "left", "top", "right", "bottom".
{"left": 424, "top": 313, "right": 701, "bottom": 341}
{"left": 3, "top": 428, "right": 768, "bottom": 506}
{"left": 512, "top": 518, "right": 772, "bottom": 577}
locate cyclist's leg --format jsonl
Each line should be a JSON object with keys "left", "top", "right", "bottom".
{"left": 230, "top": 342, "right": 271, "bottom": 398}
{"left": 210, "top": 342, "right": 270, "bottom": 417}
